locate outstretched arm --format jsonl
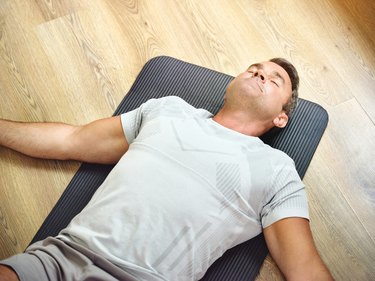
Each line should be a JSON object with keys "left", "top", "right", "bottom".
{"left": 0, "top": 116, "right": 128, "bottom": 164}
{"left": 263, "top": 218, "right": 334, "bottom": 281}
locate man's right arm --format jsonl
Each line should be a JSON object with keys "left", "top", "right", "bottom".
{"left": 0, "top": 116, "right": 129, "bottom": 164}
{"left": 264, "top": 218, "right": 334, "bottom": 281}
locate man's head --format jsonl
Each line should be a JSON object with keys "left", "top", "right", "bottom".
{"left": 269, "top": 58, "right": 299, "bottom": 116}
{"left": 221, "top": 58, "right": 299, "bottom": 134}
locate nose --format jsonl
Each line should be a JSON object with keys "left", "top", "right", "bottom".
{"left": 253, "top": 71, "right": 266, "bottom": 83}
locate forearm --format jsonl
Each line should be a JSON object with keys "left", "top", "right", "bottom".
{"left": 285, "top": 256, "right": 334, "bottom": 281}
{"left": 0, "top": 119, "right": 77, "bottom": 160}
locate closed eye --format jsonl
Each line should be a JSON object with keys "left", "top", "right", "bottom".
{"left": 271, "top": 80, "right": 279, "bottom": 87}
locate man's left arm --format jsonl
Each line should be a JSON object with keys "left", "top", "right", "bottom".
{"left": 263, "top": 217, "right": 334, "bottom": 281}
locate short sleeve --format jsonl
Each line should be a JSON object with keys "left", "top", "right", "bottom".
{"left": 120, "top": 98, "right": 160, "bottom": 144}
{"left": 260, "top": 156, "right": 309, "bottom": 228}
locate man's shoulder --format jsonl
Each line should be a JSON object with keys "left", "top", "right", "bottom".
{"left": 152, "top": 96, "right": 189, "bottom": 106}
{"left": 141, "top": 96, "right": 192, "bottom": 111}
{"left": 261, "top": 144, "right": 296, "bottom": 168}
{"left": 147, "top": 96, "right": 211, "bottom": 117}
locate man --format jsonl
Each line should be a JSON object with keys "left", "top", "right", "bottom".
{"left": 0, "top": 58, "right": 334, "bottom": 281}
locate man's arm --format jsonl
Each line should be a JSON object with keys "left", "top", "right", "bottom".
{"left": 263, "top": 217, "right": 334, "bottom": 281}
{"left": 0, "top": 116, "right": 128, "bottom": 164}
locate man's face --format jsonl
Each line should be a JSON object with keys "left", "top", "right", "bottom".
{"left": 226, "top": 61, "right": 292, "bottom": 124}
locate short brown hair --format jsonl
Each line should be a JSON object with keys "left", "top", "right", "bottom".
{"left": 269, "top": 58, "right": 299, "bottom": 116}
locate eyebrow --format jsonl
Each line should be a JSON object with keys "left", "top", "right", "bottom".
{"left": 248, "top": 63, "right": 285, "bottom": 85}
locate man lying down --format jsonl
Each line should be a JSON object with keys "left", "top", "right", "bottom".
{"left": 0, "top": 58, "right": 334, "bottom": 281}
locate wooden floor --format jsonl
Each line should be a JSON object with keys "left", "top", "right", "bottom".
{"left": 1, "top": 0, "right": 374, "bottom": 280}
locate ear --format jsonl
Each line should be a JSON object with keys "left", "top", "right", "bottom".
{"left": 272, "top": 112, "right": 289, "bottom": 128}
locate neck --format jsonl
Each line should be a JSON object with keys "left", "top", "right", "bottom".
{"left": 212, "top": 109, "right": 273, "bottom": 137}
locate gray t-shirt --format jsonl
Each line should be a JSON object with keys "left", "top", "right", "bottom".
{"left": 59, "top": 96, "right": 309, "bottom": 281}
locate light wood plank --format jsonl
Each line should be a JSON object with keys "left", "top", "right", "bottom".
{"left": 309, "top": 99, "right": 375, "bottom": 239}
{"left": 34, "top": 0, "right": 84, "bottom": 21}
{"left": 0, "top": 0, "right": 374, "bottom": 280}
{"left": 0, "top": 0, "right": 81, "bottom": 256}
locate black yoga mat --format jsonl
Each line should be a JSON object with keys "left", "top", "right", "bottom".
{"left": 30, "top": 56, "right": 328, "bottom": 280}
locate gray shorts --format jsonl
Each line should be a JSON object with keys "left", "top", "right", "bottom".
{"left": 0, "top": 237, "right": 138, "bottom": 281}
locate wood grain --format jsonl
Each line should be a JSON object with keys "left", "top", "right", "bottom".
{"left": 0, "top": 0, "right": 374, "bottom": 280}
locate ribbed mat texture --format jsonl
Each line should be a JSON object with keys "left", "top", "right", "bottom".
{"left": 30, "top": 56, "right": 328, "bottom": 281}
